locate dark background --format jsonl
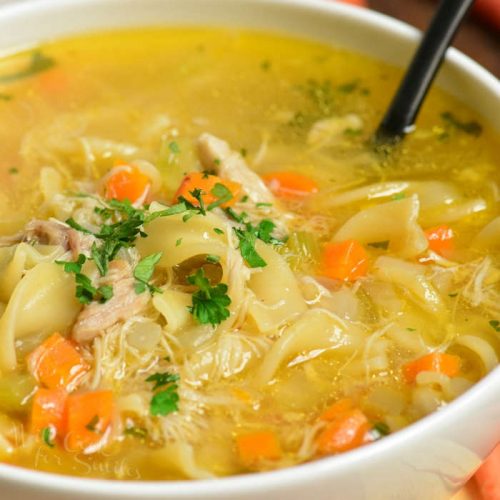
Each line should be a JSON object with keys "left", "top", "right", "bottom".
{"left": 369, "top": 0, "right": 500, "bottom": 77}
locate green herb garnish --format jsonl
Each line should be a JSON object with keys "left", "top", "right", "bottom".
{"left": 124, "top": 426, "right": 148, "bottom": 439}
{"left": 391, "top": 192, "right": 406, "bottom": 201}
{"left": 205, "top": 254, "right": 220, "bottom": 264}
{"left": 368, "top": 240, "right": 390, "bottom": 250}
{"left": 41, "top": 427, "right": 55, "bottom": 448}
{"left": 207, "top": 183, "right": 233, "bottom": 210}
{"left": 134, "top": 252, "right": 163, "bottom": 294}
{"left": 146, "top": 371, "right": 180, "bottom": 390}
{"left": 85, "top": 415, "right": 100, "bottom": 433}
{"left": 0, "top": 51, "right": 55, "bottom": 84}
{"left": 0, "top": 94, "right": 12, "bottom": 101}
{"left": 168, "top": 141, "right": 180, "bottom": 154}
{"left": 213, "top": 228, "right": 224, "bottom": 235}
{"left": 8, "top": 167, "right": 18, "bottom": 175}
{"left": 441, "top": 111, "right": 482, "bottom": 137}
{"left": 372, "top": 422, "right": 390, "bottom": 438}
{"left": 187, "top": 268, "right": 231, "bottom": 326}
{"left": 150, "top": 385, "right": 180, "bottom": 416}
{"left": 489, "top": 320, "right": 500, "bottom": 332}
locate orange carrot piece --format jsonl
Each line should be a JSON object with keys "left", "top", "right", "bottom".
{"left": 105, "top": 164, "right": 150, "bottom": 203}
{"left": 27, "top": 333, "right": 89, "bottom": 392}
{"left": 403, "top": 353, "right": 461, "bottom": 383}
{"left": 262, "top": 171, "right": 318, "bottom": 199}
{"left": 37, "top": 67, "right": 69, "bottom": 94}
{"left": 321, "top": 240, "right": 368, "bottom": 282}
{"left": 319, "top": 398, "right": 354, "bottom": 421}
{"left": 316, "top": 408, "right": 370, "bottom": 454}
{"left": 475, "top": 445, "right": 500, "bottom": 500}
{"left": 31, "top": 388, "right": 68, "bottom": 440}
{"left": 424, "top": 225, "right": 454, "bottom": 256}
{"left": 236, "top": 431, "right": 282, "bottom": 465}
{"left": 174, "top": 172, "right": 241, "bottom": 208}
{"left": 65, "top": 390, "right": 114, "bottom": 452}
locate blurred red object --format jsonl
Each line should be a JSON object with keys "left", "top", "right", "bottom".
{"left": 336, "top": 0, "right": 368, "bottom": 6}
{"left": 476, "top": 445, "right": 500, "bottom": 500}
{"left": 473, "top": 0, "right": 500, "bottom": 30}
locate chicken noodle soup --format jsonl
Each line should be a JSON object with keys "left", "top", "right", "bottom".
{"left": 0, "top": 28, "right": 498, "bottom": 480}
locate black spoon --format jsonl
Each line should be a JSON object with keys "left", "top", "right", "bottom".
{"left": 375, "top": 0, "right": 475, "bottom": 144}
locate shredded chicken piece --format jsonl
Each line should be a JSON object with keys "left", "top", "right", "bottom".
{"left": 0, "top": 219, "right": 95, "bottom": 258}
{"left": 72, "top": 260, "right": 149, "bottom": 343}
{"left": 197, "top": 133, "right": 275, "bottom": 205}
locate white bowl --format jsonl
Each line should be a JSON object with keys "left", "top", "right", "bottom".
{"left": 0, "top": 1, "right": 499, "bottom": 499}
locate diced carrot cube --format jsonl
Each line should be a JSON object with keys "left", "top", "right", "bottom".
{"left": 65, "top": 390, "right": 114, "bottom": 452}
{"left": 321, "top": 240, "right": 368, "bottom": 282}
{"left": 316, "top": 409, "right": 370, "bottom": 454}
{"left": 31, "top": 388, "right": 68, "bottom": 440}
{"left": 27, "top": 333, "right": 89, "bottom": 392}
{"left": 236, "top": 431, "right": 282, "bottom": 466}
{"left": 262, "top": 171, "right": 318, "bottom": 199}
{"left": 403, "top": 352, "right": 461, "bottom": 383}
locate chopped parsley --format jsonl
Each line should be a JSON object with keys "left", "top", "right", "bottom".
{"left": 0, "top": 50, "right": 55, "bottom": 84}
{"left": 85, "top": 415, "right": 100, "bottom": 433}
{"left": 337, "top": 80, "right": 359, "bottom": 94}
{"left": 406, "top": 327, "right": 417, "bottom": 332}
{"left": 134, "top": 252, "right": 163, "bottom": 294}
{"left": 205, "top": 254, "right": 220, "bottom": 264}
{"left": 213, "top": 228, "right": 224, "bottom": 235}
{"left": 176, "top": 238, "right": 182, "bottom": 247}
{"left": 8, "top": 167, "right": 19, "bottom": 175}
{"left": 0, "top": 93, "right": 12, "bottom": 101}
{"left": 146, "top": 371, "right": 180, "bottom": 390}
{"left": 489, "top": 320, "right": 500, "bottom": 333}
{"left": 207, "top": 183, "right": 233, "bottom": 210}
{"left": 146, "top": 371, "right": 180, "bottom": 417}
{"left": 56, "top": 254, "right": 113, "bottom": 304}
{"left": 448, "top": 292, "right": 458, "bottom": 298}
{"left": 441, "top": 111, "right": 482, "bottom": 137}
{"left": 187, "top": 268, "right": 231, "bottom": 326}
{"left": 150, "top": 385, "right": 180, "bottom": 416}
{"left": 368, "top": 240, "right": 390, "bottom": 250}
{"left": 41, "top": 427, "right": 55, "bottom": 448}
{"left": 392, "top": 192, "right": 406, "bottom": 201}
{"left": 256, "top": 202, "right": 272, "bottom": 208}
{"left": 260, "top": 59, "right": 271, "bottom": 71}
{"left": 240, "top": 148, "right": 248, "bottom": 158}
{"left": 225, "top": 209, "right": 285, "bottom": 268}
{"left": 168, "top": 141, "right": 180, "bottom": 154}
{"left": 124, "top": 426, "right": 148, "bottom": 439}
{"left": 371, "top": 421, "right": 390, "bottom": 440}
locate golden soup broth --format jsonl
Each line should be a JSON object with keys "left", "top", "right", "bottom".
{"left": 0, "top": 28, "right": 498, "bottom": 480}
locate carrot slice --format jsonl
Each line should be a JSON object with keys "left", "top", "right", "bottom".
{"left": 319, "top": 398, "right": 354, "bottom": 421}
{"left": 65, "top": 390, "right": 114, "bottom": 452}
{"left": 424, "top": 225, "right": 454, "bottom": 256}
{"left": 105, "top": 164, "right": 150, "bottom": 203}
{"left": 316, "top": 408, "right": 370, "bottom": 454}
{"left": 174, "top": 172, "right": 241, "bottom": 208}
{"left": 262, "top": 172, "right": 318, "bottom": 199}
{"left": 37, "top": 67, "right": 69, "bottom": 94}
{"left": 236, "top": 431, "right": 282, "bottom": 466}
{"left": 403, "top": 352, "right": 461, "bottom": 383}
{"left": 31, "top": 388, "right": 68, "bottom": 440}
{"left": 475, "top": 444, "right": 500, "bottom": 500}
{"left": 27, "top": 333, "right": 89, "bottom": 392}
{"left": 321, "top": 240, "right": 368, "bottom": 282}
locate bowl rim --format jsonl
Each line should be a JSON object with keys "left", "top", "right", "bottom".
{"left": 0, "top": 0, "right": 499, "bottom": 496}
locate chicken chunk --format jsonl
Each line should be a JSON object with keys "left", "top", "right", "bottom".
{"left": 197, "top": 133, "right": 275, "bottom": 205}
{"left": 72, "top": 260, "right": 149, "bottom": 343}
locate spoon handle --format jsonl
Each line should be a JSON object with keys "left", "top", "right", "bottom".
{"left": 376, "top": 0, "right": 475, "bottom": 141}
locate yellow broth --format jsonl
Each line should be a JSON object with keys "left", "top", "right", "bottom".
{"left": 0, "top": 28, "right": 498, "bottom": 480}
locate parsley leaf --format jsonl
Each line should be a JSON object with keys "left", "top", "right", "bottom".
{"left": 207, "top": 183, "right": 233, "bottom": 210}
{"left": 489, "top": 320, "right": 500, "bottom": 333}
{"left": 85, "top": 415, "right": 100, "bottom": 433}
{"left": 368, "top": 240, "right": 390, "bottom": 250}
{"left": 441, "top": 111, "right": 482, "bottom": 137}
{"left": 146, "top": 371, "right": 180, "bottom": 390}
{"left": 205, "top": 254, "right": 220, "bottom": 264}
{"left": 124, "top": 426, "right": 148, "bottom": 439}
{"left": 134, "top": 252, "right": 163, "bottom": 294}
{"left": 187, "top": 268, "right": 231, "bottom": 326}
{"left": 233, "top": 227, "right": 267, "bottom": 268}
{"left": 150, "top": 385, "right": 180, "bottom": 416}
{"left": 41, "top": 427, "right": 55, "bottom": 448}
{"left": 0, "top": 51, "right": 55, "bottom": 84}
